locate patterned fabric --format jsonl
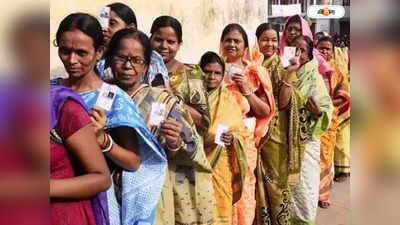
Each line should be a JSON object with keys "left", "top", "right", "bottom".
{"left": 50, "top": 99, "right": 96, "bottom": 225}
{"left": 205, "top": 85, "right": 249, "bottom": 225}
{"left": 290, "top": 59, "right": 333, "bottom": 224}
{"left": 142, "top": 51, "right": 169, "bottom": 88}
{"left": 319, "top": 59, "right": 351, "bottom": 204}
{"left": 51, "top": 79, "right": 167, "bottom": 225}
{"left": 130, "top": 84, "right": 215, "bottom": 225}
{"left": 222, "top": 43, "right": 276, "bottom": 147}
{"left": 280, "top": 14, "right": 333, "bottom": 83}
{"left": 96, "top": 51, "right": 169, "bottom": 88}
{"left": 168, "top": 64, "right": 210, "bottom": 135}
{"left": 290, "top": 140, "right": 321, "bottom": 225}
{"left": 50, "top": 85, "right": 109, "bottom": 225}
{"left": 256, "top": 54, "right": 307, "bottom": 225}
{"left": 333, "top": 47, "right": 351, "bottom": 175}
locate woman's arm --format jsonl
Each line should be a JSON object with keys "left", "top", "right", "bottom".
{"left": 104, "top": 127, "right": 141, "bottom": 171}
{"left": 50, "top": 123, "right": 111, "bottom": 199}
{"left": 279, "top": 54, "right": 301, "bottom": 109}
{"left": 232, "top": 73, "right": 270, "bottom": 117}
{"left": 90, "top": 107, "right": 141, "bottom": 171}
{"left": 183, "top": 104, "right": 208, "bottom": 130}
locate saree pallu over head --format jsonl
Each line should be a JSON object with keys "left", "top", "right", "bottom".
{"left": 50, "top": 85, "right": 109, "bottom": 225}
{"left": 280, "top": 14, "right": 334, "bottom": 88}
{"left": 221, "top": 43, "right": 276, "bottom": 146}
{"left": 205, "top": 85, "right": 249, "bottom": 204}
{"left": 51, "top": 79, "right": 167, "bottom": 225}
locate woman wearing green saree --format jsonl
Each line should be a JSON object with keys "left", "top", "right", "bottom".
{"left": 150, "top": 15, "right": 210, "bottom": 136}
{"left": 289, "top": 36, "right": 333, "bottom": 225}
{"left": 199, "top": 51, "right": 249, "bottom": 225}
{"left": 106, "top": 29, "right": 215, "bottom": 225}
{"left": 255, "top": 23, "right": 308, "bottom": 225}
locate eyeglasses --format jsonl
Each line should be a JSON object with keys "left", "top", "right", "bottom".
{"left": 113, "top": 55, "right": 146, "bottom": 67}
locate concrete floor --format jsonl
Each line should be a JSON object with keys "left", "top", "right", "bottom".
{"left": 316, "top": 178, "right": 350, "bottom": 225}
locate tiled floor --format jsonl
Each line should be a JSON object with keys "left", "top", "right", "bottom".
{"left": 316, "top": 178, "right": 350, "bottom": 225}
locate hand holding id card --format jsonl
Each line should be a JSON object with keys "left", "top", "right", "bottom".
{"left": 281, "top": 46, "right": 297, "bottom": 68}
{"left": 215, "top": 124, "right": 229, "bottom": 147}
{"left": 95, "top": 83, "right": 117, "bottom": 112}
{"left": 229, "top": 65, "right": 243, "bottom": 79}
{"left": 149, "top": 102, "right": 167, "bottom": 126}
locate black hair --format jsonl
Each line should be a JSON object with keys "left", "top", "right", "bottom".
{"left": 55, "top": 13, "right": 103, "bottom": 50}
{"left": 105, "top": 29, "right": 152, "bottom": 68}
{"left": 220, "top": 23, "right": 249, "bottom": 48}
{"left": 293, "top": 35, "right": 314, "bottom": 60}
{"left": 286, "top": 15, "right": 301, "bottom": 27}
{"left": 107, "top": 2, "right": 137, "bottom": 28}
{"left": 316, "top": 36, "right": 335, "bottom": 49}
{"left": 255, "top": 22, "right": 280, "bottom": 41}
{"left": 199, "top": 51, "right": 225, "bottom": 74}
{"left": 150, "top": 15, "right": 182, "bottom": 43}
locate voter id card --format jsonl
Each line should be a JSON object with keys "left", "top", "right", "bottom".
{"left": 95, "top": 83, "right": 117, "bottom": 112}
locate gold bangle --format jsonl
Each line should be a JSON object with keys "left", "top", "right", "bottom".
{"left": 243, "top": 90, "right": 253, "bottom": 96}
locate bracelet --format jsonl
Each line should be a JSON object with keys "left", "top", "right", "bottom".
{"left": 102, "top": 134, "right": 114, "bottom": 153}
{"left": 100, "top": 132, "right": 108, "bottom": 149}
{"left": 243, "top": 90, "right": 253, "bottom": 96}
{"left": 282, "top": 80, "right": 292, "bottom": 87}
{"left": 168, "top": 139, "right": 184, "bottom": 152}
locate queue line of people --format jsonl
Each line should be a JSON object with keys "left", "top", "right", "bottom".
{"left": 50, "top": 3, "right": 350, "bottom": 225}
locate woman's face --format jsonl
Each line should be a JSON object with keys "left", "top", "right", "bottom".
{"left": 103, "top": 10, "right": 129, "bottom": 46}
{"left": 150, "top": 26, "right": 180, "bottom": 64}
{"left": 285, "top": 22, "right": 302, "bottom": 45}
{"left": 112, "top": 37, "right": 147, "bottom": 89}
{"left": 202, "top": 62, "right": 224, "bottom": 90}
{"left": 221, "top": 30, "right": 247, "bottom": 62}
{"left": 258, "top": 29, "right": 279, "bottom": 58}
{"left": 294, "top": 38, "right": 311, "bottom": 66}
{"left": 317, "top": 41, "right": 333, "bottom": 61}
{"left": 58, "top": 29, "right": 102, "bottom": 79}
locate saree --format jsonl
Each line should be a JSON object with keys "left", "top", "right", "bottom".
{"left": 168, "top": 64, "right": 210, "bottom": 135}
{"left": 131, "top": 84, "right": 216, "bottom": 225}
{"left": 205, "top": 85, "right": 249, "bottom": 225}
{"left": 319, "top": 59, "right": 350, "bottom": 204}
{"left": 221, "top": 44, "right": 276, "bottom": 225}
{"left": 280, "top": 14, "right": 334, "bottom": 88}
{"left": 50, "top": 85, "right": 108, "bottom": 225}
{"left": 290, "top": 59, "right": 333, "bottom": 225}
{"left": 51, "top": 79, "right": 167, "bottom": 225}
{"left": 333, "top": 47, "right": 351, "bottom": 175}
{"left": 256, "top": 54, "right": 307, "bottom": 225}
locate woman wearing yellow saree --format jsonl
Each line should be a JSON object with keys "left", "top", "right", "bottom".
{"left": 106, "top": 29, "right": 216, "bottom": 225}
{"left": 219, "top": 23, "right": 276, "bottom": 225}
{"left": 199, "top": 51, "right": 249, "bottom": 225}
{"left": 316, "top": 36, "right": 350, "bottom": 209}
{"left": 255, "top": 23, "right": 308, "bottom": 225}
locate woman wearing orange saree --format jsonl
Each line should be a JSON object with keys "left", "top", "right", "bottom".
{"left": 219, "top": 23, "right": 276, "bottom": 225}
{"left": 316, "top": 36, "right": 350, "bottom": 209}
{"left": 200, "top": 51, "right": 248, "bottom": 225}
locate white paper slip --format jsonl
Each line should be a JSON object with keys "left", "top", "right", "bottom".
{"left": 95, "top": 83, "right": 117, "bottom": 112}
{"left": 149, "top": 102, "right": 166, "bottom": 126}
{"left": 97, "top": 7, "right": 110, "bottom": 29}
{"left": 243, "top": 117, "right": 256, "bottom": 133}
{"left": 229, "top": 65, "right": 243, "bottom": 79}
{"left": 215, "top": 124, "right": 229, "bottom": 147}
{"left": 281, "top": 46, "right": 296, "bottom": 68}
